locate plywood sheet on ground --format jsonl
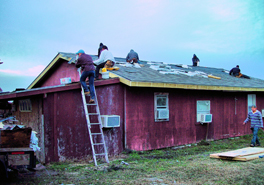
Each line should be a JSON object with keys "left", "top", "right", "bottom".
{"left": 210, "top": 152, "right": 264, "bottom": 161}
{"left": 217, "top": 147, "right": 264, "bottom": 157}
{"left": 210, "top": 147, "right": 264, "bottom": 161}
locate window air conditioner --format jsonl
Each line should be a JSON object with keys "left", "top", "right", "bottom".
{"left": 101, "top": 115, "right": 120, "bottom": 128}
{"left": 262, "top": 109, "right": 264, "bottom": 117}
{"left": 157, "top": 109, "right": 169, "bottom": 119}
{"left": 198, "top": 114, "right": 212, "bottom": 123}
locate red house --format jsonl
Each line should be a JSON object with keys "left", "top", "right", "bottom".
{"left": 1, "top": 52, "right": 264, "bottom": 163}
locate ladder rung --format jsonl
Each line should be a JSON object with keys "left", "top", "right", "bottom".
{"left": 95, "top": 153, "right": 106, "bottom": 156}
{"left": 93, "top": 143, "right": 104, "bottom": 145}
{"left": 90, "top": 123, "right": 101, "bottom": 125}
{"left": 91, "top": 133, "right": 103, "bottom": 135}
{"left": 86, "top": 103, "right": 97, "bottom": 106}
{"left": 89, "top": 113, "right": 99, "bottom": 115}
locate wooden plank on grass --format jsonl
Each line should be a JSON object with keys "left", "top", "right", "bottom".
{"left": 217, "top": 147, "right": 264, "bottom": 157}
{"left": 210, "top": 152, "right": 264, "bottom": 161}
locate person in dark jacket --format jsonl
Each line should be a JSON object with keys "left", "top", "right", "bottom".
{"left": 75, "top": 49, "right": 95, "bottom": 103}
{"left": 126, "top": 49, "right": 139, "bottom": 64}
{"left": 229, "top": 65, "right": 241, "bottom": 77}
{"left": 192, "top": 54, "right": 200, "bottom": 66}
{"left": 97, "top": 43, "right": 104, "bottom": 58}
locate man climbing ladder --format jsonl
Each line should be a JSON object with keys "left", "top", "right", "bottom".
{"left": 75, "top": 49, "right": 95, "bottom": 103}
{"left": 76, "top": 50, "right": 109, "bottom": 166}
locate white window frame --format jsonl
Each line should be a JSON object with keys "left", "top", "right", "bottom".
{"left": 19, "top": 99, "right": 32, "bottom": 112}
{"left": 247, "top": 94, "right": 256, "bottom": 113}
{"left": 154, "top": 93, "right": 169, "bottom": 122}
{"left": 197, "top": 100, "right": 210, "bottom": 122}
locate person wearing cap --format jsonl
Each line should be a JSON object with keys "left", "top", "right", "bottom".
{"left": 75, "top": 49, "right": 95, "bottom": 103}
{"left": 126, "top": 49, "right": 139, "bottom": 64}
{"left": 229, "top": 65, "right": 240, "bottom": 77}
{"left": 243, "top": 105, "right": 263, "bottom": 147}
{"left": 192, "top": 54, "right": 200, "bottom": 66}
{"left": 93, "top": 45, "right": 115, "bottom": 80}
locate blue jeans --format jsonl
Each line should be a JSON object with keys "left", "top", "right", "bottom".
{"left": 80, "top": 71, "right": 95, "bottom": 100}
{"left": 251, "top": 127, "right": 260, "bottom": 146}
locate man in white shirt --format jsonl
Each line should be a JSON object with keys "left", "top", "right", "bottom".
{"left": 93, "top": 45, "right": 115, "bottom": 80}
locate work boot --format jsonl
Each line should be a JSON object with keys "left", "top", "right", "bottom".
{"left": 84, "top": 91, "right": 90, "bottom": 96}
{"left": 89, "top": 99, "right": 95, "bottom": 104}
{"left": 250, "top": 144, "right": 254, "bottom": 147}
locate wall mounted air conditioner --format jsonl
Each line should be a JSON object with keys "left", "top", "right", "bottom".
{"left": 101, "top": 115, "right": 120, "bottom": 128}
{"left": 157, "top": 109, "right": 169, "bottom": 119}
{"left": 262, "top": 109, "right": 264, "bottom": 117}
{"left": 197, "top": 114, "right": 212, "bottom": 123}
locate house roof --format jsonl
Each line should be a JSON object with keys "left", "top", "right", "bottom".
{"left": 29, "top": 52, "right": 264, "bottom": 92}
{"left": 110, "top": 63, "right": 264, "bottom": 91}
{"left": 0, "top": 78, "right": 120, "bottom": 100}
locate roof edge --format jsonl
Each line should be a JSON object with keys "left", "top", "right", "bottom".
{"left": 27, "top": 53, "right": 63, "bottom": 89}
{"left": 109, "top": 73, "right": 264, "bottom": 92}
{"left": 0, "top": 78, "right": 120, "bottom": 100}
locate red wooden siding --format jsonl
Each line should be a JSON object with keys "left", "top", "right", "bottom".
{"left": 38, "top": 60, "right": 79, "bottom": 88}
{"left": 125, "top": 87, "right": 258, "bottom": 151}
{"left": 43, "top": 83, "right": 124, "bottom": 163}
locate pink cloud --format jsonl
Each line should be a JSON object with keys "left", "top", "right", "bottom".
{"left": 0, "top": 69, "right": 22, "bottom": 75}
{"left": 27, "top": 65, "right": 45, "bottom": 76}
{"left": 0, "top": 65, "right": 45, "bottom": 77}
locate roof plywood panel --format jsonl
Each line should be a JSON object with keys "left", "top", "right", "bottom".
{"left": 211, "top": 147, "right": 264, "bottom": 158}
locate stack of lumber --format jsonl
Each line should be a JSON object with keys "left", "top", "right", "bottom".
{"left": 210, "top": 147, "right": 264, "bottom": 161}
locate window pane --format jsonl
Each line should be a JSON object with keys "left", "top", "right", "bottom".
{"left": 157, "top": 97, "right": 167, "bottom": 106}
{"left": 197, "top": 101, "right": 210, "bottom": 114}
{"left": 248, "top": 94, "right": 256, "bottom": 113}
{"left": 19, "top": 99, "right": 32, "bottom": 112}
{"left": 154, "top": 93, "right": 169, "bottom": 121}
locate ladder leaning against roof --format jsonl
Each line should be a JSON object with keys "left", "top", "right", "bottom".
{"left": 78, "top": 69, "right": 109, "bottom": 166}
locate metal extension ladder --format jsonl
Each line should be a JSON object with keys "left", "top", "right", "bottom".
{"left": 78, "top": 69, "right": 109, "bottom": 166}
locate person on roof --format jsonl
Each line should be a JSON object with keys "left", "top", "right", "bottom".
{"left": 243, "top": 105, "right": 263, "bottom": 147}
{"left": 229, "top": 65, "right": 240, "bottom": 77}
{"left": 192, "top": 54, "right": 200, "bottom": 66}
{"left": 229, "top": 65, "right": 250, "bottom": 79}
{"left": 97, "top": 43, "right": 104, "bottom": 58}
{"left": 126, "top": 49, "right": 139, "bottom": 64}
{"left": 93, "top": 45, "right": 115, "bottom": 80}
{"left": 75, "top": 49, "right": 95, "bottom": 104}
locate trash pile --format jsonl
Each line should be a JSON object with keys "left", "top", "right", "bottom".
{"left": 149, "top": 63, "right": 221, "bottom": 79}
{"left": 116, "top": 61, "right": 143, "bottom": 68}
{"left": 0, "top": 117, "right": 40, "bottom": 152}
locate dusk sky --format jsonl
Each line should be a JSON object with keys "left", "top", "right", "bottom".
{"left": 0, "top": 0, "right": 263, "bottom": 92}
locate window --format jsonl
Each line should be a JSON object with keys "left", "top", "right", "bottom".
{"left": 247, "top": 94, "right": 256, "bottom": 113}
{"left": 154, "top": 93, "right": 169, "bottom": 121}
{"left": 197, "top": 100, "right": 210, "bottom": 122}
{"left": 19, "top": 99, "right": 32, "bottom": 112}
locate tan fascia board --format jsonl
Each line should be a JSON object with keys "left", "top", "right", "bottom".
{"left": 28, "top": 53, "right": 64, "bottom": 89}
{"left": 60, "top": 56, "right": 73, "bottom": 63}
{"left": 109, "top": 72, "right": 264, "bottom": 92}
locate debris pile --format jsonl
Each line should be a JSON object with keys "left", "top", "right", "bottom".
{"left": 0, "top": 117, "right": 40, "bottom": 151}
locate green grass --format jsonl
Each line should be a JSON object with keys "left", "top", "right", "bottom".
{"left": 4, "top": 130, "right": 264, "bottom": 185}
